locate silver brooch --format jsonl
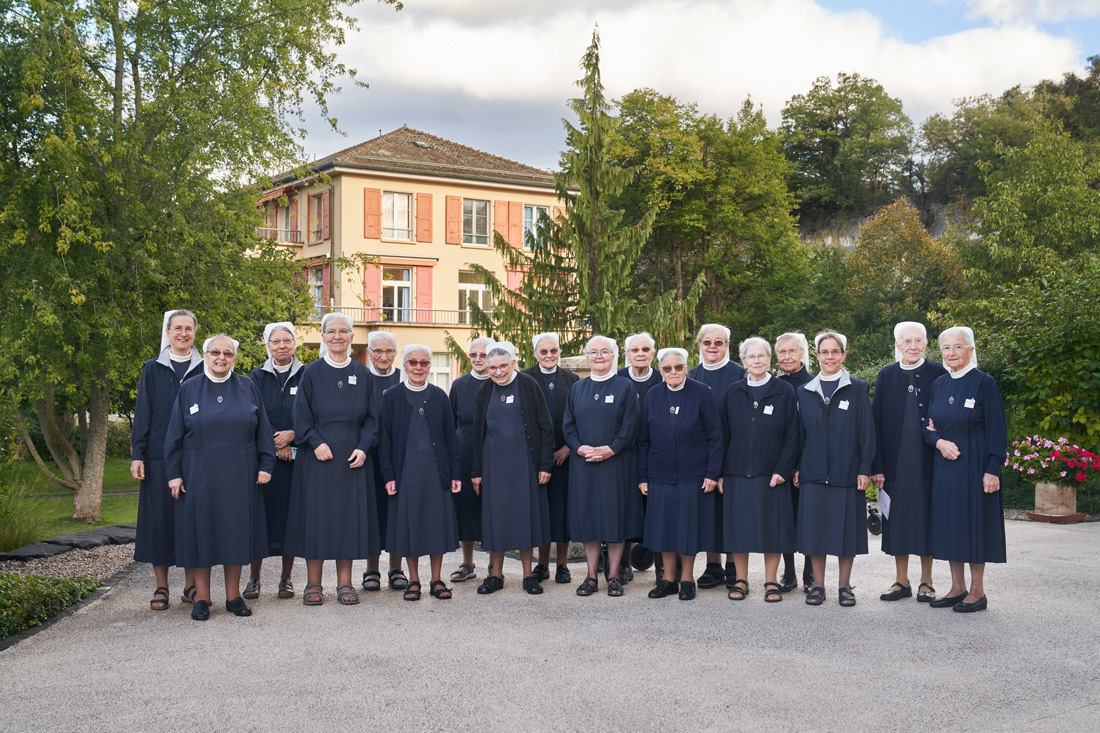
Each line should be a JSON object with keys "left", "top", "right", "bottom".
{"left": 908, "top": 385, "right": 914, "bottom": 393}
{"left": 501, "top": 395, "right": 507, "bottom": 402}
{"left": 217, "top": 395, "right": 223, "bottom": 403}
{"left": 753, "top": 401, "right": 759, "bottom": 409}
{"left": 594, "top": 394, "right": 599, "bottom": 400}
{"left": 824, "top": 397, "right": 831, "bottom": 405}
{"left": 338, "top": 381, "right": 343, "bottom": 389}
{"left": 419, "top": 408, "right": 425, "bottom": 415}
{"left": 549, "top": 382, "right": 555, "bottom": 390}
{"left": 949, "top": 396, "right": 954, "bottom": 405}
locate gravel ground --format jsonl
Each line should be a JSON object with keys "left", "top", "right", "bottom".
{"left": 0, "top": 544, "right": 134, "bottom": 581}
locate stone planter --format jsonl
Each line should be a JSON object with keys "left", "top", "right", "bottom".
{"left": 1027, "top": 482, "right": 1086, "bottom": 523}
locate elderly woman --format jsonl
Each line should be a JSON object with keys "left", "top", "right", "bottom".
{"left": 363, "top": 330, "right": 406, "bottom": 592}
{"left": 243, "top": 322, "right": 303, "bottom": 601}
{"left": 447, "top": 336, "right": 495, "bottom": 583}
{"left": 871, "top": 322, "right": 947, "bottom": 604}
{"left": 165, "top": 335, "right": 275, "bottom": 620}
{"left": 793, "top": 331, "right": 875, "bottom": 607}
{"left": 721, "top": 338, "right": 800, "bottom": 603}
{"left": 617, "top": 331, "right": 661, "bottom": 583}
{"left": 638, "top": 348, "right": 723, "bottom": 601}
{"left": 774, "top": 332, "right": 814, "bottom": 593}
{"left": 283, "top": 313, "right": 380, "bottom": 606}
{"left": 924, "top": 327, "right": 1007, "bottom": 613}
{"left": 380, "top": 345, "right": 462, "bottom": 601}
{"left": 131, "top": 310, "right": 203, "bottom": 611}
{"left": 687, "top": 324, "right": 746, "bottom": 590}
{"left": 522, "top": 332, "right": 580, "bottom": 585}
{"left": 472, "top": 342, "right": 554, "bottom": 595}
{"left": 563, "top": 336, "right": 642, "bottom": 597}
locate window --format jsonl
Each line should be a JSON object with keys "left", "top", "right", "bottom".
{"left": 310, "top": 193, "right": 324, "bottom": 242}
{"left": 458, "top": 270, "right": 491, "bottom": 325}
{"left": 383, "top": 192, "right": 412, "bottom": 240}
{"left": 311, "top": 268, "right": 325, "bottom": 319}
{"left": 523, "top": 205, "right": 549, "bottom": 249}
{"left": 381, "top": 266, "right": 412, "bottom": 323}
{"left": 429, "top": 353, "right": 453, "bottom": 392}
{"left": 462, "top": 199, "right": 489, "bottom": 245}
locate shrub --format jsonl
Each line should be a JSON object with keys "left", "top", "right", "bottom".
{"left": 0, "top": 572, "right": 100, "bottom": 638}
{"left": 0, "top": 485, "right": 50, "bottom": 552}
{"left": 106, "top": 419, "right": 132, "bottom": 459}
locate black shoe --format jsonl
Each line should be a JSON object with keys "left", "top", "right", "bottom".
{"left": 678, "top": 581, "right": 697, "bottom": 600}
{"left": 532, "top": 563, "right": 550, "bottom": 582}
{"left": 522, "top": 575, "right": 543, "bottom": 595}
{"left": 648, "top": 579, "right": 678, "bottom": 599}
{"left": 778, "top": 571, "right": 798, "bottom": 593}
{"left": 225, "top": 597, "right": 252, "bottom": 617}
{"left": 618, "top": 565, "right": 634, "bottom": 584}
{"left": 724, "top": 563, "right": 737, "bottom": 586}
{"left": 477, "top": 575, "right": 504, "bottom": 595}
{"left": 697, "top": 563, "right": 725, "bottom": 589}
{"left": 191, "top": 599, "right": 210, "bottom": 621}
{"left": 555, "top": 564, "right": 571, "bottom": 584}
{"left": 930, "top": 592, "right": 967, "bottom": 608}
{"left": 952, "top": 596, "right": 987, "bottom": 613}
{"left": 879, "top": 583, "right": 912, "bottom": 601}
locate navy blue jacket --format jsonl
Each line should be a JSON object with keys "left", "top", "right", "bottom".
{"left": 522, "top": 365, "right": 580, "bottom": 449}
{"left": 777, "top": 365, "right": 813, "bottom": 389}
{"left": 249, "top": 358, "right": 304, "bottom": 438}
{"left": 871, "top": 360, "right": 946, "bottom": 479}
{"left": 380, "top": 383, "right": 461, "bottom": 492}
{"left": 131, "top": 349, "right": 203, "bottom": 461}
{"left": 618, "top": 366, "right": 663, "bottom": 406}
{"left": 637, "top": 378, "right": 723, "bottom": 484}
{"left": 721, "top": 377, "right": 799, "bottom": 479}
{"left": 796, "top": 372, "right": 875, "bottom": 487}
{"left": 688, "top": 360, "right": 746, "bottom": 410}
{"left": 472, "top": 371, "right": 555, "bottom": 477}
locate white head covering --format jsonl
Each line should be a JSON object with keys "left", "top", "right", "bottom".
{"left": 264, "top": 321, "right": 296, "bottom": 345}
{"left": 487, "top": 341, "right": 517, "bottom": 362}
{"left": 738, "top": 337, "right": 772, "bottom": 360}
{"left": 696, "top": 323, "right": 731, "bottom": 369}
{"left": 585, "top": 335, "right": 619, "bottom": 367}
{"left": 203, "top": 335, "right": 240, "bottom": 353}
{"left": 940, "top": 326, "right": 978, "bottom": 373}
{"left": 318, "top": 313, "right": 355, "bottom": 359}
{"left": 401, "top": 344, "right": 432, "bottom": 363}
{"left": 367, "top": 330, "right": 397, "bottom": 350}
{"left": 160, "top": 310, "right": 197, "bottom": 353}
{"left": 893, "top": 321, "right": 927, "bottom": 363}
{"left": 657, "top": 347, "right": 689, "bottom": 366}
{"left": 775, "top": 332, "right": 810, "bottom": 371}
{"left": 622, "top": 332, "right": 656, "bottom": 367}
{"left": 814, "top": 331, "right": 848, "bottom": 352}
{"left": 532, "top": 332, "right": 560, "bottom": 353}
{"left": 470, "top": 336, "right": 496, "bottom": 351}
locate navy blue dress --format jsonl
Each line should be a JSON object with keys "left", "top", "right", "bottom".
{"left": 721, "top": 376, "right": 799, "bottom": 554}
{"left": 369, "top": 367, "right": 401, "bottom": 551}
{"left": 872, "top": 360, "right": 947, "bottom": 557}
{"left": 449, "top": 372, "right": 488, "bottom": 542}
{"left": 165, "top": 373, "right": 276, "bottom": 568}
{"left": 563, "top": 375, "right": 642, "bottom": 543}
{"left": 131, "top": 350, "right": 203, "bottom": 566}
{"left": 923, "top": 369, "right": 1007, "bottom": 564}
{"left": 283, "top": 359, "right": 381, "bottom": 560}
{"left": 778, "top": 366, "right": 814, "bottom": 525}
{"left": 250, "top": 358, "right": 304, "bottom": 558}
{"left": 618, "top": 366, "right": 663, "bottom": 405}
{"left": 619, "top": 366, "right": 662, "bottom": 543}
{"left": 523, "top": 365, "right": 580, "bottom": 544}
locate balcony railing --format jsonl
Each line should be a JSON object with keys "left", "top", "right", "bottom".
{"left": 314, "top": 306, "right": 491, "bottom": 326}
{"left": 259, "top": 228, "right": 302, "bottom": 244}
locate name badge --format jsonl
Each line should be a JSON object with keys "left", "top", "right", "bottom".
{"left": 189, "top": 404, "right": 199, "bottom": 415}
{"left": 348, "top": 375, "right": 357, "bottom": 385}
{"left": 290, "top": 386, "right": 298, "bottom": 395}
{"left": 763, "top": 404, "right": 774, "bottom": 415}
{"left": 605, "top": 395, "right": 615, "bottom": 404}
{"left": 506, "top": 395, "right": 514, "bottom": 404}
{"left": 964, "top": 398, "right": 975, "bottom": 409}
{"left": 839, "top": 400, "right": 849, "bottom": 411}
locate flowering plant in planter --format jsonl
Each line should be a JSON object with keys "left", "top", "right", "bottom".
{"left": 1005, "top": 436, "right": 1099, "bottom": 488}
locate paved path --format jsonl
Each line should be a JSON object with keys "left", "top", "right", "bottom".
{"left": 1, "top": 520, "right": 1097, "bottom": 732}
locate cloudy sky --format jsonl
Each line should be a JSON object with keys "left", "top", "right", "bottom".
{"left": 302, "top": 0, "right": 1099, "bottom": 171}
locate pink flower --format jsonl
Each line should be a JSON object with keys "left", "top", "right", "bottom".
{"left": 1013, "top": 464, "right": 1020, "bottom": 470}
{"left": 1061, "top": 471, "right": 1067, "bottom": 477}
{"left": 1076, "top": 473, "right": 1087, "bottom": 482}
{"left": 1028, "top": 468, "right": 1035, "bottom": 474}
{"left": 1014, "top": 450, "right": 1020, "bottom": 456}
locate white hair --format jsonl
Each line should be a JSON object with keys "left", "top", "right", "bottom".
{"left": 367, "top": 330, "right": 396, "bottom": 349}
{"left": 893, "top": 321, "right": 927, "bottom": 363}
{"left": 696, "top": 323, "right": 730, "bottom": 343}
{"left": 738, "top": 337, "right": 772, "bottom": 360}
{"left": 470, "top": 336, "right": 495, "bottom": 351}
{"left": 532, "top": 332, "right": 560, "bottom": 352}
{"left": 402, "top": 344, "right": 432, "bottom": 363}
{"left": 775, "top": 332, "right": 810, "bottom": 370}
{"left": 657, "top": 347, "right": 688, "bottom": 365}
{"left": 814, "top": 330, "right": 848, "bottom": 352}
{"left": 585, "top": 335, "right": 619, "bottom": 365}
{"left": 487, "top": 341, "right": 517, "bottom": 362}
{"left": 264, "top": 321, "right": 296, "bottom": 344}
{"left": 623, "top": 332, "right": 656, "bottom": 367}
{"left": 321, "top": 312, "right": 354, "bottom": 334}
{"left": 939, "top": 326, "right": 978, "bottom": 367}
{"left": 203, "top": 334, "right": 239, "bottom": 353}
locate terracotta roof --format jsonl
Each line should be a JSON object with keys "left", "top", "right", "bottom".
{"left": 309, "top": 126, "right": 556, "bottom": 187}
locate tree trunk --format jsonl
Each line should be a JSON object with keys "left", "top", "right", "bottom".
{"left": 74, "top": 379, "right": 110, "bottom": 521}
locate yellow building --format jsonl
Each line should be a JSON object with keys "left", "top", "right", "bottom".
{"left": 260, "top": 127, "right": 562, "bottom": 389}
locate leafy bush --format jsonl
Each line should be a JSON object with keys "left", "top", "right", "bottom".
{"left": 0, "top": 485, "right": 51, "bottom": 552}
{"left": 105, "top": 420, "right": 132, "bottom": 459}
{"left": 0, "top": 572, "right": 100, "bottom": 638}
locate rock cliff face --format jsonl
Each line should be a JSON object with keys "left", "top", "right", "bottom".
{"left": 798, "top": 199, "right": 974, "bottom": 249}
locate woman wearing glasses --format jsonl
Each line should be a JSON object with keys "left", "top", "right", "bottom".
{"left": 637, "top": 348, "right": 723, "bottom": 601}
{"left": 617, "top": 332, "right": 661, "bottom": 584}
{"left": 447, "top": 336, "right": 495, "bottom": 583}
{"left": 924, "top": 327, "right": 1007, "bottom": 613}
{"left": 563, "top": 336, "right": 642, "bottom": 597}
{"left": 380, "top": 345, "right": 461, "bottom": 601}
{"left": 165, "top": 334, "right": 276, "bottom": 620}
{"left": 774, "top": 332, "right": 814, "bottom": 593}
{"left": 523, "top": 332, "right": 580, "bottom": 585}
{"left": 284, "top": 313, "right": 381, "bottom": 606}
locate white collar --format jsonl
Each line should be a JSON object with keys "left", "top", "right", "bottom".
{"left": 747, "top": 373, "right": 772, "bottom": 387}
{"left": 899, "top": 358, "right": 925, "bottom": 371}
{"left": 590, "top": 370, "right": 614, "bottom": 382}
{"left": 204, "top": 368, "right": 232, "bottom": 384}
{"left": 629, "top": 366, "right": 653, "bottom": 382}
{"left": 819, "top": 370, "right": 843, "bottom": 382}
{"left": 273, "top": 361, "right": 292, "bottom": 373}
{"left": 405, "top": 380, "right": 428, "bottom": 392}
{"left": 539, "top": 365, "right": 557, "bottom": 375}
{"left": 369, "top": 364, "right": 394, "bottom": 377}
{"left": 169, "top": 351, "right": 192, "bottom": 363}
{"left": 324, "top": 354, "right": 352, "bottom": 368}
{"left": 666, "top": 381, "right": 685, "bottom": 392}
{"left": 949, "top": 362, "right": 977, "bottom": 380}
{"left": 501, "top": 370, "right": 518, "bottom": 386}
{"left": 701, "top": 354, "right": 731, "bottom": 371}
{"left": 470, "top": 370, "right": 490, "bottom": 381}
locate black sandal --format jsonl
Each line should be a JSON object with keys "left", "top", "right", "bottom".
{"left": 149, "top": 586, "right": 169, "bottom": 611}
{"left": 303, "top": 583, "right": 324, "bottom": 606}
{"left": 180, "top": 584, "right": 196, "bottom": 604}
{"left": 389, "top": 568, "right": 409, "bottom": 590}
{"left": 430, "top": 580, "right": 452, "bottom": 599}
{"left": 576, "top": 577, "right": 599, "bottom": 596}
{"left": 727, "top": 579, "right": 749, "bottom": 601}
{"left": 361, "top": 571, "right": 381, "bottom": 591}
{"left": 450, "top": 563, "right": 476, "bottom": 582}
{"left": 839, "top": 586, "right": 856, "bottom": 607}
{"left": 607, "top": 577, "right": 624, "bottom": 597}
{"left": 337, "top": 584, "right": 360, "bottom": 605}
{"left": 806, "top": 586, "right": 826, "bottom": 606}
{"left": 403, "top": 581, "right": 422, "bottom": 601}
{"left": 764, "top": 582, "right": 783, "bottom": 603}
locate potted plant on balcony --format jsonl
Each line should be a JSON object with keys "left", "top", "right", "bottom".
{"left": 1006, "top": 436, "right": 1098, "bottom": 522}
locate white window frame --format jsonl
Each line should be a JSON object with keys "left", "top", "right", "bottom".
{"left": 523, "top": 205, "right": 549, "bottom": 250}
{"left": 383, "top": 191, "right": 413, "bottom": 241}
{"left": 381, "top": 266, "right": 413, "bottom": 323}
{"left": 310, "top": 193, "right": 324, "bottom": 243}
{"left": 458, "top": 270, "right": 491, "bottom": 325}
{"left": 311, "top": 267, "right": 325, "bottom": 319}
{"left": 429, "top": 353, "right": 453, "bottom": 392}
{"left": 462, "top": 199, "right": 490, "bottom": 245}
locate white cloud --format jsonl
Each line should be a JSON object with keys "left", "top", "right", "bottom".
{"left": 957, "top": 0, "right": 1100, "bottom": 23}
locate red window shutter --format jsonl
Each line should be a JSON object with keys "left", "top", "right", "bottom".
{"left": 289, "top": 196, "right": 299, "bottom": 243}
{"left": 552, "top": 205, "right": 565, "bottom": 224}
{"left": 493, "top": 201, "right": 508, "bottom": 243}
{"left": 508, "top": 201, "right": 523, "bottom": 248}
{"left": 445, "top": 196, "right": 461, "bottom": 244}
{"left": 415, "top": 266, "right": 433, "bottom": 323}
{"left": 415, "top": 193, "right": 433, "bottom": 243}
{"left": 364, "top": 188, "right": 382, "bottom": 239}
{"left": 506, "top": 268, "right": 524, "bottom": 291}
{"left": 321, "top": 188, "right": 331, "bottom": 240}
{"left": 321, "top": 264, "right": 333, "bottom": 307}
{"left": 363, "top": 263, "right": 382, "bottom": 321}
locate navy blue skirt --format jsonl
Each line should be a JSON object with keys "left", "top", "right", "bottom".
{"left": 134, "top": 458, "right": 176, "bottom": 566}
{"left": 643, "top": 482, "right": 713, "bottom": 556}
{"left": 796, "top": 483, "right": 868, "bottom": 557}
{"left": 261, "top": 457, "right": 294, "bottom": 557}
{"left": 722, "top": 475, "right": 795, "bottom": 554}
{"left": 546, "top": 460, "right": 570, "bottom": 543}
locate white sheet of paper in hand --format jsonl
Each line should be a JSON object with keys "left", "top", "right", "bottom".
{"left": 878, "top": 488, "right": 891, "bottom": 520}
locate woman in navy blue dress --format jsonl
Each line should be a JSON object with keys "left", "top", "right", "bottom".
{"left": 283, "top": 313, "right": 381, "bottom": 606}
{"left": 381, "top": 345, "right": 462, "bottom": 601}
{"left": 638, "top": 348, "right": 723, "bottom": 601}
{"left": 871, "top": 322, "right": 946, "bottom": 604}
{"left": 721, "top": 338, "right": 799, "bottom": 603}
{"left": 774, "top": 332, "right": 814, "bottom": 593}
{"left": 131, "top": 309, "right": 203, "bottom": 611}
{"left": 688, "top": 323, "right": 746, "bottom": 590}
{"left": 793, "top": 331, "right": 875, "bottom": 608}
{"left": 618, "top": 332, "right": 662, "bottom": 584}
{"left": 447, "top": 336, "right": 494, "bottom": 584}
{"left": 244, "top": 322, "right": 303, "bottom": 601}
{"left": 924, "top": 327, "right": 1007, "bottom": 614}
{"left": 523, "top": 332, "right": 580, "bottom": 586}
{"left": 165, "top": 335, "right": 276, "bottom": 620}
{"left": 472, "top": 342, "right": 555, "bottom": 595}
{"left": 563, "top": 336, "right": 642, "bottom": 597}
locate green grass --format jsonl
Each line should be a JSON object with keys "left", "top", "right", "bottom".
{"left": 0, "top": 572, "right": 101, "bottom": 639}
{"left": 32, "top": 494, "right": 139, "bottom": 539}
{"left": 0, "top": 457, "right": 136, "bottom": 497}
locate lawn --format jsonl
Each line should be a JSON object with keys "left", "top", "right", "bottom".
{"left": 1, "top": 457, "right": 136, "bottom": 497}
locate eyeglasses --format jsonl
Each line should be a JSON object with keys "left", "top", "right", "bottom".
{"left": 660, "top": 364, "right": 685, "bottom": 374}
{"left": 325, "top": 329, "right": 353, "bottom": 337}
{"left": 776, "top": 349, "right": 801, "bottom": 358}
{"left": 899, "top": 338, "right": 926, "bottom": 347}
{"left": 539, "top": 348, "right": 559, "bottom": 356}
{"left": 168, "top": 326, "right": 194, "bottom": 333}
{"left": 207, "top": 349, "right": 235, "bottom": 358}
{"left": 405, "top": 359, "right": 431, "bottom": 368}
{"left": 940, "top": 344, "right": 972, "bottom": 352}
{"left": 469, "top": 352, "right": 487, "bottom": 359}
{"left": 629, "top": 347, "right": 652, "bottom": 353}
{"left": 817, "top": 348, "right": 843, "bottom": 357}
{"left": 487, "top": 365, "right": 511, "bottom": 372}
{"left": 743, "top": 354, "right": 770, "bottom": 361}
{"left": 701, "top": 340, "right": 726, "bottom": 347}
{"left": 587, "top": 349, "right": 612, "bottom": 358}
{"left": 370, "top": 348, "right": 396, "bottom": 355}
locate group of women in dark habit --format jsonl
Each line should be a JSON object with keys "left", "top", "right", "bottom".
{"left": 132, "top": 310, "right": 1007, "bottom": 620}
